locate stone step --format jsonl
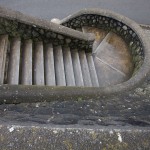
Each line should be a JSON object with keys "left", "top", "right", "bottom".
{"left": 86, "top": 53, "right": 99, "bottom": 87}
{"left": 79, "top": 50, "right": 92, "bottom": 87}
{"left": 21, "top": 39, "right": 32, "bottom": 85}
{"left": 0, "top": 35, "right": 8, "bottom": 84}
{"left": 7, "top": 38, "right": 21, "bottom": 85}
{"left": 33, "top": 41, "right": 45, "bottom": 85}
{"left": 82, "top": 27, "right": 99, "bottom": 87}
{"left": 81, "top": 27, "right": 134, "bottom": 87}
{"left": 0, "top": 37, "right": 97, "bottom": 87}
{"left": 63, "top": 47, "right": 75, "bottom": 86}
{"left": 44, "top": 43, "right": 56, "bottom": 86}
{"left": 54, "top": 45, "right": 66, "bottom": 86}
{"left": 71, "top": 49, "right": 84, "bottom": 86}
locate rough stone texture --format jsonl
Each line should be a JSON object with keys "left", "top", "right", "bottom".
{"left": 0, "top": 68, "right": 150, "bottom": 149}
{"left": 0, "top": 125, "right": 150, "bottom": 150}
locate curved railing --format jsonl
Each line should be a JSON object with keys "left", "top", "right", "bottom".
{"left": 0, "top": 6, "right": 94, "bottom": 51}
{"left": 59, "top": 9, "right": 150, "bottom": 89}
{"left": 61, "top": 9, "right": 149, "bottom": 75}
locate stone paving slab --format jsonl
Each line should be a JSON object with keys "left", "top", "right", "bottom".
{"left": 0, "top": 124, "right": 150, "bottom": 150}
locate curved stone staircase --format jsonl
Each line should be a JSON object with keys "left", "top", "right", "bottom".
{"left": 78, "top": 27, "right": 134, "bottom": 87}
{"left": 0, "top": 15, "right": 142, "bottom": 87}
{"left": 0, "top": 7, "right": 150, "bottom": 150}
{"left": 0, "top": 26, "right": 133, "bottom": 88}
{"left": 0, "top": 7, "right": 149, "bottom": 104}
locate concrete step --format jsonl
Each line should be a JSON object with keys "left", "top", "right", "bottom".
{"left": 33, "top": 41, "right": 45, "bottom": 85}
{"left": 63, "top": 47, "right": 75, "bottom": 86}
{"left": 71, "top": 49, "right": 84, "bottom": 86}
{"left": 21, "top": 40, "right": 32, "bottom": 85}
{"left": 54, "top": 45, "right": 66, "bottom": 86}
{"left": 7, "top": 38, "right": 21, "bottom": 85}
{"left": 81, "top": 27, "right": 134, "bottom": 87}
{"left": 44, "top": 43, "right": 56, "bottom": 86}
{"left": 0, "top": 37, "right": 99, "bottom": 87}
{"left": 0, "top": 35, "right": 8, "bottom": 84}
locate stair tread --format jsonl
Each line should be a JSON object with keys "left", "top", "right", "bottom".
{"left": 86, "top": 53, "right": 99, "bottom": 87}
{"left": 8, "top": 38, "right": 21, "bottom": 85}
{"left": 33, "top": 41, "right": 45, "bottom": 85}
{"left": 0, "top": 35, "right": 8, "bottom": 84}
{"left": 63, "top": 47, "right": 75, "bottom": 86}
{"left": 94, "top": 32, "right": 133, "bottom": 76}
{"left": 71, "top": 49, "right": 84, "bottom": 86}
{"left": 44, "top": 43, "right": 56, "bottom": 86}
{"left": 82, "top": 27, "right": 134, "bottom": 87}
{"left": 21, "top": 39, "right": 32, "bottom": 85}
{"left": 54, "top": 46, "right": 66, "bottom": 86}
{"left": 79, "top": 50, "right": 92, "bottom": 87}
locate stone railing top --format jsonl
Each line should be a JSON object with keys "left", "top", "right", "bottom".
{"left": 0, "top": 6, "right": 94, "bottom": 51}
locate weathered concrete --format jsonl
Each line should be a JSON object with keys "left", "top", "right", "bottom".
{"left": 0, "top": 124, "right": 149, "bottom": 150}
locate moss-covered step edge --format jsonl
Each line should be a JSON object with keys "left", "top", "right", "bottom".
{"left": 0, "top": 6, "right": 94, "bottom": 52}
{"left": 0, "top": 124, "right": 150, "bottom": 150}
{"left": 0, "top": 79, "right": 148, "bottom": 104}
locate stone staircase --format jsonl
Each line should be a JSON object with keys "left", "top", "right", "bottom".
{"left": 0, "top": 26, "right": 134, "bottom": 88}
{"left": 0, "top": 7, "right": 150, "bottom": 150}
{"left": 0, "top": 7, "right": 149, "bottom": 104}
{"left": 80, "top": 27, "right": 133, "bottom": 87}
{"left": 0, "top": 35, "right": 99, "bottom": 87}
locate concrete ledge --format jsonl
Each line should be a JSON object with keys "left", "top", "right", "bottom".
{"left": 0, "top": 123, "right": 149, "bottom": 150}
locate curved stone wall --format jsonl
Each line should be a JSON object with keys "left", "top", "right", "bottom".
{"left": 61, "top": 13, "right": 144, "bottom": 75}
